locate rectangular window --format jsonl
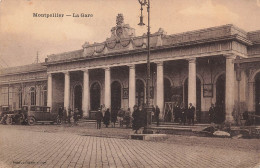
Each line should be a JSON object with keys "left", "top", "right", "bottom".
{"left": 1, "top": 87, "right": 8, "bottom": 105}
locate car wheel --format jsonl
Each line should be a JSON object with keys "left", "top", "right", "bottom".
{"left": 5, "top": 116, "right": 12, "bottom": 125}
{"left": 28, "top": 117, "right": 36, "bottom": 126}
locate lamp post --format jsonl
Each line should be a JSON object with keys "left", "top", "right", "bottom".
{"left": 138, "top": 0, "right": 152, "bottom": 132}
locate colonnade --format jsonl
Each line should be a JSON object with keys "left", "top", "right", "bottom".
{"left": 47, "top": 55, "right": 236, "bottom": 123}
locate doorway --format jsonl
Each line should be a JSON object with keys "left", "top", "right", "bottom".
{"left": 216, "top": 74, "right": 225, "bottom": 123}
{"left": 164, "top": 78, "right": 171, "bottom": 102}
{"left": 74, "top": 85, "right": 82, "bottom": 116}
{"left": 90, "top": 82, "right": 101, "bottom": 111}
{"left": 111, "top": 81, "right": 121, "bottom": 113}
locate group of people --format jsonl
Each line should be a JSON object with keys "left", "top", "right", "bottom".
{"left": 95, "top": 106, "right": 132, "bottom": 129}
{"left": 58, "top": 106, "right": 81, "bottom": 124}
{"left": 165, "top": 103, "right": 196, "bottom": 125}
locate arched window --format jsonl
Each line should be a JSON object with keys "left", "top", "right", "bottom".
{"left": 30, "top": 87, "right": 36, "bottom": 105}
{"left": 41, "top": 86, "right": 47, "bottom": 106}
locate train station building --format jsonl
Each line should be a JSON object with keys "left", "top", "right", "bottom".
{"left": 1, "top": 14, "right": 260, "bottom": 124}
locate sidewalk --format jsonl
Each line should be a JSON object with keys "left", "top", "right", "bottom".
{"left": 0, "top": 125, "right": 259, "bottom": 168}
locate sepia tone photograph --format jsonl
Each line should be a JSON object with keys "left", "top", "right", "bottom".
{"left": 0, "top": 0, "right": 260, "bottom": 167}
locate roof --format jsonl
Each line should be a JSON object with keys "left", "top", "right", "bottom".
{"left": 0, "top": 63, "right": 47, "bottom": 76}
{"left": 46, "top": 24, "right": 253, "bottom": 64}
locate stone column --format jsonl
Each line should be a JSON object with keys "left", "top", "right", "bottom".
{"left": 64, "top": 71, "right": 70, "bottom": 115}
{"left": 104, "top": 67, "right": 111, "bottom": 109}
{"left": 47, "top": 73, "right": 52, "bottom": 108}
{"left": 129, "top": 65, "right": 136, "bottom": 113}
{"left": 156, "top": 61, "right": 164, "bottom": 118}
{"left": 225, "top": 55, "right": 235, "bottom": 123}
{"left": 188, "top": 58, "right": 197, "bottom": 120}
{"left": 248, "top": 82, "right": 254, "bottom": 112}
{"left": 82, "top": 69, "right": 90, "bottom": 118}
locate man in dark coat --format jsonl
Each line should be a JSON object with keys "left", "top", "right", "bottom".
{"left": 174, "top": 104, "right": 181, "bottom": 123}
{"left": 95, "top": 108, "right": 103, "bottom": 129}
{"left": 58, "top": 106, "right": 63, "bottom": 122}
{"left": 132, "top": 105, "right": 141, "bottom": 133}
{"left": 187, "top": 103, "right": 195, "bottom": 125}
{"left": 103, "top": 108, "right": 110, "bottom": 128}
{"left": 209, "top": 103, "right": 215, "bottom": 123}
{"left": 155, "top": 105, "right": 160, "bottom": 126}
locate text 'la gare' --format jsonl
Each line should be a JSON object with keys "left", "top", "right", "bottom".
{"left": 73, "top": 13, "right": 93, "bottom": 17}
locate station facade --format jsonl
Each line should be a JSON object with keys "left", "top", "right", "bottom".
{"left": 1, "top": 14, "right": 260, "bottom": 124}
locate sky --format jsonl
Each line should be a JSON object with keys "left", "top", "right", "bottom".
{"left": 0, "top": 0, "right": 260, "bottom": 68}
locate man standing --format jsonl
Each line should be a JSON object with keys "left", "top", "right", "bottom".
{"left": 180, "top": 103, "right": 186, "bottom": 125}
{"left": 74, "top": 108, "right": 79, "bottom": 125}
{"left": 58, "top": 106, "right": 63, "bottom": 123}
{"left": 188, "top": 103, "right": 195, "bottom": 125}
{"left": 117, "top": 108, "right": 125, "bottom": 128}
{"left": 155, "top": 105, "right": 160, "bottom": 126}
{"left": 209, "top": 103, "right": 215, "bottom": 123}
{"left": 132, "top": 105, "right": 141, "bottom": 133}
{"left": 95, "top": 108, "right": 103, "bottom": 129}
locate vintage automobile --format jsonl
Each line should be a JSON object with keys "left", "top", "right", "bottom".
{"left": 0, "top": 106, "right": 16, "bottom": 124}
{"left": 22, "top": 105, "right": 61, "bottom": 125}
{"left": 0, "top": 105, "right": 10, "bottom": 120}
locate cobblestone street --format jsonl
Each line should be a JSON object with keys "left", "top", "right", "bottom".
{"left": 0, "top": 125, "right": 259, "bottom": 168}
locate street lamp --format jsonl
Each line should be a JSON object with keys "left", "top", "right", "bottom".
{"left": 138, "top": 0, "right": 153, "bottom": 133}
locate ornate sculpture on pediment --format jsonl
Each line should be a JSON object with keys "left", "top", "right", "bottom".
{"left": 107, "top": 14, "right": 136, "bottom": 42}
{"left": 116, "top": 13, "right": 124, "bottom": 26}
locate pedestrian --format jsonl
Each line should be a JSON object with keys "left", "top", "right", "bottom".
{"left": 167, "top": 109, "right": 172, "bottom": 122}
{"left": 180, "top": 104, "right": 186, "bottom": 125}
{"left": 103, "top": 108, "right": 110, "bottom": 128}
{"left": 118, "top": 108, "right": 125, "bottom": 128}
{"left": 58, "top": 106, "right": 63, "bottom": 122}
{"left": 68, "top": 108, "right": 72, "bottom": 124}
{"left": 124, "top": 108, "right": 131, "bottom": 128}
{"left": 174, "top": 104, "right": 181, "bottom": 123}
{"left": 187, "top": 103, "right": 195, "bottom": 125}
{"left": 95, "top": 108, "right": 103, "bottom": 129}
{"left": 155, "top": 105, "right": 160, "bottom": 126}
{"left": 74, "top": 108, "right": 79, "bottom": 125}
{"left": 132, "top": 105, "right": 142, "bottom": 133}
{"left": 111, "top": 108, "right": 117, "bottom": 128}
{"left": 209, "top": 103, "right": 215, "bottom": 123}
{"left": 138, "top": 105, "right": 144, "bottom": 127}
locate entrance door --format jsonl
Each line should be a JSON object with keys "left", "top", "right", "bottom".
{"left": 216, "top": 74, "right": 225, "bottom": 123}
{"left": 74, "top": 85, "right": 82, "bottom": 116}
{"left": 90, "top": 82, "right": 101, "bottom": 111}
{"left": 111, "top": 81, "right": 121, "bottom": 113}
{"left": 136, "top": 79, "right": 145, "bottom": 107}
{"left": 255, "top": 72, "right": 260, "bottom": 124}
{"left": 164, "top": 78, "right": 171, "bottom": 102}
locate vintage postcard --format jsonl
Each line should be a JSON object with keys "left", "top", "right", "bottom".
{"left": 0, "top": 0, "right": 260, "bottom": 167}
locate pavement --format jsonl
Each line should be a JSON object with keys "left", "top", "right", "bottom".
{"left": 0, "top": 124, "right": 259, "bottom": 168}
